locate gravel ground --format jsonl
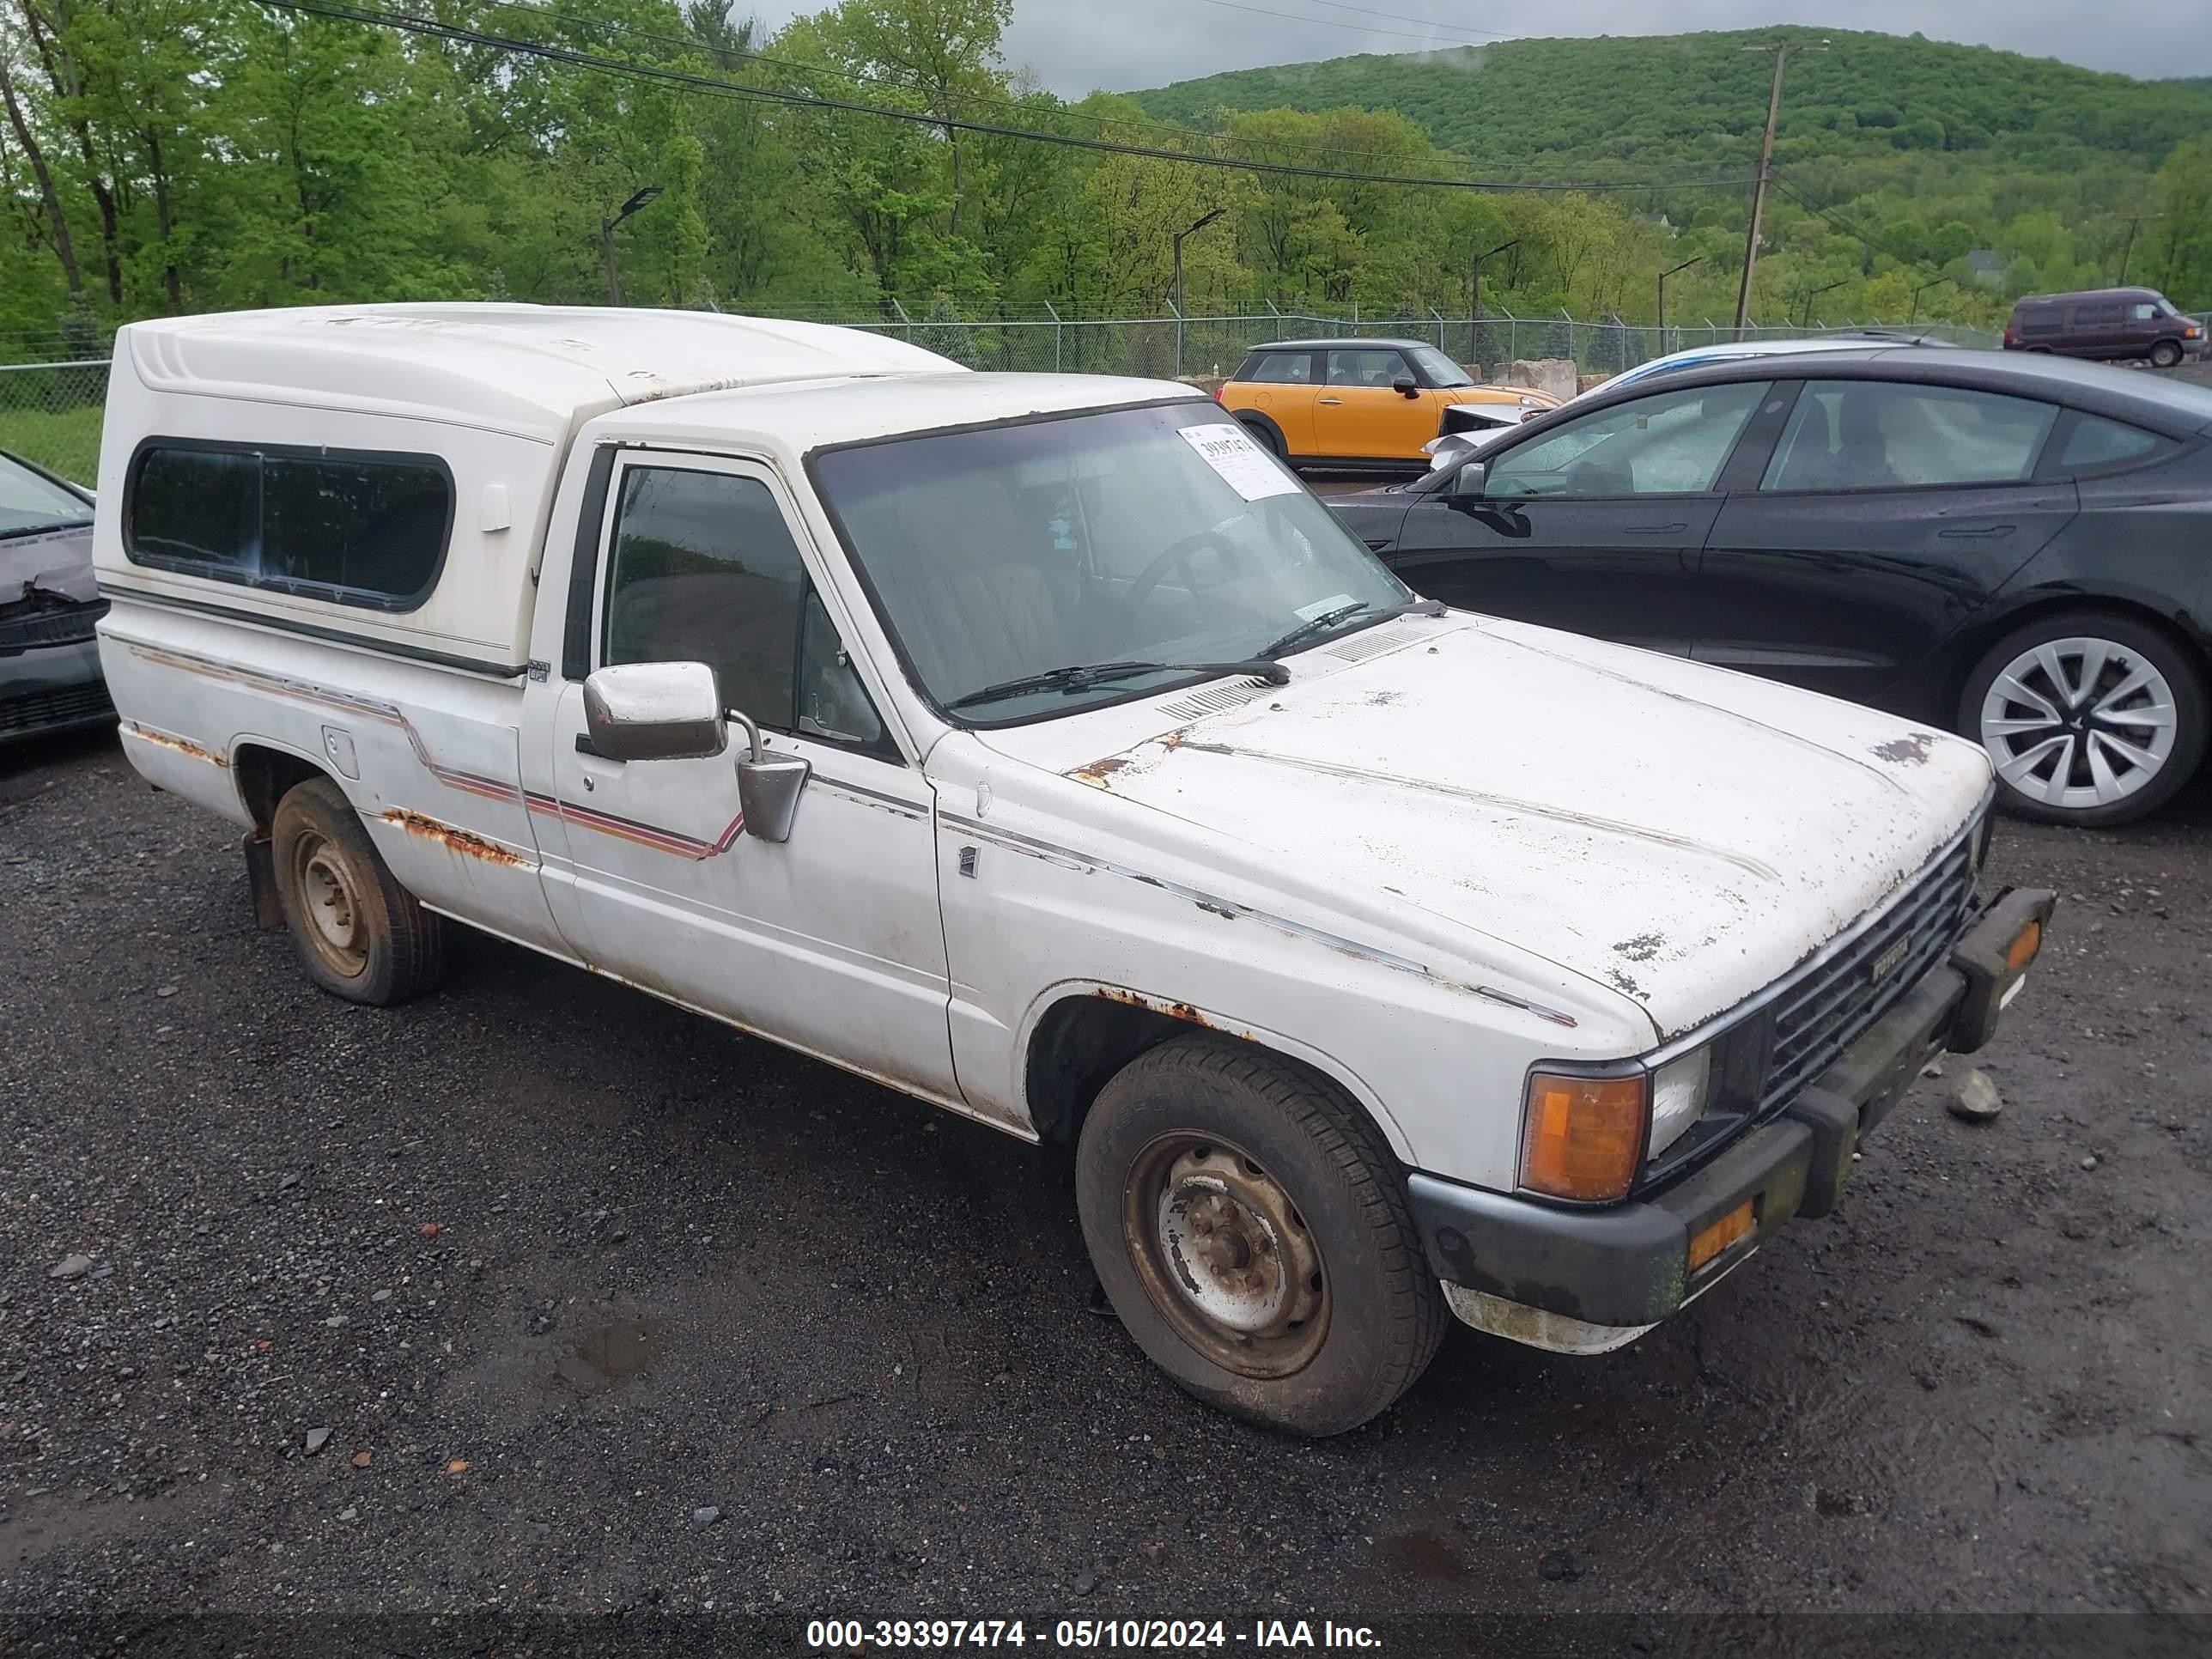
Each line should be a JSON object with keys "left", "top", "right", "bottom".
{"left": 2, "top": 729, "right": 2208, "bottom": 1652}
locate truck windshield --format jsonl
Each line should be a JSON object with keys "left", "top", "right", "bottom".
{"left": 813, "top": 402, "right": 1413, "bottom": 724}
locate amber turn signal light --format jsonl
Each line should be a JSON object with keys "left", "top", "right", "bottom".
{"left": 2004, "top": 920, "right": 2041, "bottom": 975}
{"left": 1521, "top": 1072, "right": 1647, "bottom": 1201}
{"left": 1688, "top": 1199, "right": 1756, "bottom": 1272}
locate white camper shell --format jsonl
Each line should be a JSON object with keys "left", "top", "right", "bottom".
{"left": 94, "top": 304, "right": 2051, "bottom": 1437}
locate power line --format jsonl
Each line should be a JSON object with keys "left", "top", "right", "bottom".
{"left": 1186, "top": 0, "right": 1504, "bottom": 48}
{"left": 1293, "top": 0, "right": 1514, "bottom": 39}
{"left": 256, "top": 0, "right": 1757, "bottom": 198}
{"left": 461, "top": 0, "right": 1476, "bottom": 168}
{"left": 1769, "top": 169, "right": 1942, "bottom": 276}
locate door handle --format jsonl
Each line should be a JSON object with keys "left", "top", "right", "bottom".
{"left": 1937, "top": 524, "right": 2016, "bottom": 538}
{"left": 1316, "top": 397, "right": 1343, "bottom": 405}
{"left": 574, "top": 731, "right": 623, "bottom": 761}
{"left": 1362, "top": 538, "right": 1394, "bottom": 551}
{"left": 1625, "top": 522, "right": 1689, "bottom": 535}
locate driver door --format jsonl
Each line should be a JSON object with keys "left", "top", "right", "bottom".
{"left": 1313, "top": 346, "right": 1432, "bottom": 462}
{"left": 538, "top": 451, "right": 958, "bottom": 1102}
{"left": 1378, "top": 379, "right": 1775, "bottom": 653}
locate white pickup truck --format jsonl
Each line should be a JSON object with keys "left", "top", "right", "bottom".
{"left": 94, "top": 304, "right": 2051, "bottom": 1435}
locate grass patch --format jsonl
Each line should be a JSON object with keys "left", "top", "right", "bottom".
{"left": 0, "top": 404, "right": 103, "bottom": 486}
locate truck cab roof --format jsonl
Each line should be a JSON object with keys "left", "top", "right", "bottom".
{"left": 115, "top": 303, "right": 967, "bottom": 447}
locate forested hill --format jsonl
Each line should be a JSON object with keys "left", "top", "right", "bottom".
{"left": 1133, "top": 29, "right": 2212, "bottom": 175}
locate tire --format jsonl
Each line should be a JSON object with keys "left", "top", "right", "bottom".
{"left": 270, "top": 775, "right": 447, "bottom": 1004}
{"left": 1959, "top": 611, "right": 2208, "bottom": 828}
{"left": 1075, "top": 1034, "right": 1445, "bottom": 1437}
{"left": 1234, "top": 415, "right": 1285, "bottom": 458}
{"left": 2149, "top": 339, "right": 2184, "bottom": 369}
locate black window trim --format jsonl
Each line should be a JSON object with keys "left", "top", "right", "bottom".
{"left": 594, "top": 450, "right": 902, "bottom": 764}
{"left": 122, "top": 435, "right": 456, "bottom": 614}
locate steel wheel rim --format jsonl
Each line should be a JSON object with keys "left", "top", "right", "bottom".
{"left": 1979, "top": 635, "right": 2179, "bottom": 811}
{"left": 1121, "top": 1133, "right": 1328, "bottom": 1380}
{"left": 290, "top": 830, "right": 369, "bottom": 977}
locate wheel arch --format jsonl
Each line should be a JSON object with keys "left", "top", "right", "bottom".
{"left": 1943, "top": 588, "right": 2212, "bottom": 724}
{"left": 1231, "top": 409, "right": 1287, "bottom": 456}
{"left": 230, "top": 741, "right": 343, "bottom": 932}
{"left": 1020, "top": 982, "right": 1416, "bottom": 1165}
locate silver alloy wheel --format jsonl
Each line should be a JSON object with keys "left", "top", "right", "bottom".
{"left": 1978, "top": 635, "right": 2179, "bottom": 811}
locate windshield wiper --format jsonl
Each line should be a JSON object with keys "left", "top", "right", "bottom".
{"left": 949, "top": 657, "right": 1289, "bottom": 711}
{"left": 3, "top": 519, "right": 92, "bottom": 539}
{"left": 1258, "top": 598, "right": 1443, "bottom": 662}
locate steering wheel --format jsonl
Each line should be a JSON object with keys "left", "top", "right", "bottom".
{"left": 1121, "top": 518, "right": 1245, "bottom": 635}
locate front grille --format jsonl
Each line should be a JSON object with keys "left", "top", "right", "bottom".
{"left": 1755, "top": 834, "right": 1978, "bottom": 1113}
{"left": 0, "top": 678, "right": 113, "bottom": 736}
{"left": 1639, "top": 822, "right": 1980, "bottom": 1190}
{"left": 0, "top": 599, "right": 106, "bottom": 653}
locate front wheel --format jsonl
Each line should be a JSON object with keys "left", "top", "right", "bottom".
{"left": 1960, "top": 613, "right": 2207, "bottom": 827}
{"left": 2149, "top": 339, "right": 2185, "bottom": 369}
{"left": 1075, "top": 1034, "right": 1445, "bottom": 1437}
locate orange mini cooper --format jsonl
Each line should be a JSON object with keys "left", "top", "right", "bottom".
{"left": 1218, "top": 337, "right": 1560, "bottom": 471}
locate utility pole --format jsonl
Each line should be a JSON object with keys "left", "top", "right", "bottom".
{"left": 1734, "top": 39, "right": 1826, "bottom": 337}
{"left": 599, "top": 185, "right": 663, "bottom": 307}
{"left": 1657, "top": 256, "right": 1702, "bottom": 349}
{"left": 2114, "top": 215, "right": 2161, "bottom": 285}
{"left": 1172, "top": 207, "right": 1226, "bottom": 377}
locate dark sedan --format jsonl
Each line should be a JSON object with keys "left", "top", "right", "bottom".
{"left": 1328, "top": 348, "right": 2212, "bottom": 829}
{"left": 1, "top": 448, "right": 107, "bottom": 746}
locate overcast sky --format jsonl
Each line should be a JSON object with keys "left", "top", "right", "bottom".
{"left": 744, "top": 1, "right": 2212, "bottom": 94}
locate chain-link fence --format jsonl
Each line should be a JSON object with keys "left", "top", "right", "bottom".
{"left": 0, "top": 302, "right": 2089, "bottom": 488}
{"left": 0, "top": 359, "right": 108, "bottom": 485}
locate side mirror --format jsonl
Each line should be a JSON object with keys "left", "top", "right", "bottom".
{"left": 1449, "top": 460, "right": 1487, "bottom": 501}
{"left": 583, "top": 662, "right": 727, "bottom": 762}
{"left": 1392, "top": 374, "right": 1419, "bottom": 398}
{"left": 731, "top": 711, "right": 811, "bottom": 843}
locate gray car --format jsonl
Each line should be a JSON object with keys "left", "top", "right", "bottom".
{"left": 1, "top": 449, "right": 107, "bottom": 744}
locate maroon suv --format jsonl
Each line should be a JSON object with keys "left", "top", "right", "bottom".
{"left": 2004, "top": 287, "right": 2205, "bottom": 368}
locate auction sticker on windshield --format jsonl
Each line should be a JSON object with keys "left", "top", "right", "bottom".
{"left": 1178, "top": 422, "right": 1302, "bottom": 501}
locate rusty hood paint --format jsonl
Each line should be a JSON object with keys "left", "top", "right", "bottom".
{"left": 984, "top": 612, "right": 1993, "bottom": 1042}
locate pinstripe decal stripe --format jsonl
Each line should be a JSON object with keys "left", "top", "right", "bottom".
{"left": 125, "top": 641, "right": 748, "bottom": 861}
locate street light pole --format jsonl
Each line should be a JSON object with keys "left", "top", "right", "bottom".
{"left": 1908, "top": 275, "right": 1953, "bottom": 326}
{"left": 1734, "top": 38, "right": 1826, "bottom": 337}
{"left": 1657, "top": 256, "right": 1703, "bottom": 350}
{"left": 1471, "top": 238, "right": 1518, "bottom": 368}
{"left": 1172, "top": 206, "right": 1226, "bottom": 377}
{"left": 1799, "top": 279, "right": 1846, "bottom": 330}
{"left": 599, "top": 185, "right": 664, "bottom": 307}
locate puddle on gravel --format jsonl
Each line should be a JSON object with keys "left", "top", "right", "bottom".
{"left": 552, "top": 1318, "right": 661, "bottom": 1395}
{"left": 1369, "top": 1523, "right": 1470, "bottom": 1583}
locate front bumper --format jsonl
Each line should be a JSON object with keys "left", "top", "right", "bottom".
{"left": 1408, "top": 887, "right": 2056, "bottom": 1343}
{"left": 0, "top": 637, "right": 111, "bottom": 744}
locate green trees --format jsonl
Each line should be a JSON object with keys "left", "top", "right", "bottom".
{"left": 0, "top": 5, "right": 2201, "bottom": 359}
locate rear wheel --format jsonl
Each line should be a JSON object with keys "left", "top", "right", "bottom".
{"left": 271, "top": 776, "right": 447, "bottom": 1004}
{"left": 2149, "top": 339, "right": 2185, "bottom": 369}
{"left": 1960, "top": 612, "right": 2207, "bottom": 827}
{"left": 1234, "top": 415, "right": 1285, "bottom": 458}
{"left": 1075, "top": 1034, "right": 1445, "bottom": 1437}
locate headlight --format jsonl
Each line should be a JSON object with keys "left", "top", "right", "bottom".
{"left": 1649, "top": 1048, "right": 1713, "bottom": 1158}
{"left": 1522, "top": 1046, "right": 1714, "bottom": 1200}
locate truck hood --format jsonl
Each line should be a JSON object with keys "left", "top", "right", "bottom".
{"left": 979, "top": 613, "right": 1992, "bottom": 1042}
